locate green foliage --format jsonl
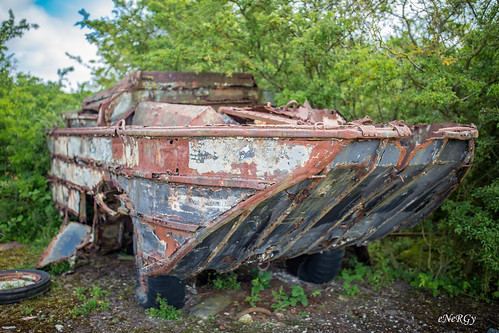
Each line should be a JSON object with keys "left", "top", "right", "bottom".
{"left": 71, "top": 286, "right": 110, "bottom": 317}
{"left": 0, "top": 73, "right": 88, "bottom": 244}
{"left": 311, "top": 289, "right": 321, "bottom": 297}
{"left": 408, "top": 271, "right": 474, "bottom": 297}
{"left": 442, "top": 180, "right": 499, "bottom": 278}
{"left": 145, "top": 295, "right": 183, "bottom": 322}
{"left": 43, "top": 260, "right": 72, "bottom": 276}
{"left": 209, "top": 272, "right": 241, "bottom": 290}
{"left": 340, "top": 256, "right": 407, "bottom": 297}
{"left": 0, "top": 13, "right": 91, "bottom": 245}
{"left": 369, "top": 237, "right": 498, "bottom": 300}
{"left": 271, "top": 285, "right": 308, "bottom": 313}
{"left": 340, "top": 259, "right": 374, "bottom": 297}
{"left": 245, "top": 269, "right": 272, "bottom": 307}
{"left": 1, "top": 10, "right": 38, "bottom": 70}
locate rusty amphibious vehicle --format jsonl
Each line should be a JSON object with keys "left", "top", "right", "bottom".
{"left": 41, "top": 71, "right": 477, "bottom": 308}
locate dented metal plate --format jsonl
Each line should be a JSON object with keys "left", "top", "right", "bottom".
{"left": 36, "top": 222, "right": 91, "bottom": 267}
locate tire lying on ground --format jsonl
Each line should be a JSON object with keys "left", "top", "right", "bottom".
{"left": 287, "top": 247, "right": 345, "bottom": 284}
{"left": 136, "top": 274, "right": 186, "bottom": 309}
{"left": 0, "top": 269, "right": 51, "bottom": 304}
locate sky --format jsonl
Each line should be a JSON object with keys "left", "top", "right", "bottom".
{"left": 1, "top": 0, "right": 115, "bottom": 91}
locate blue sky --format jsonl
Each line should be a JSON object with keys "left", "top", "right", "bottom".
{"left": 1, "top": 0, "right": 114, "bottom": 91}
{"left": 34, "top": 0, "right": 72, "bottom": 17}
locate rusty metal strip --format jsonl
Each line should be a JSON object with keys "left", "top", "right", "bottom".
{"left": 52, "top": 123, "right": 480, "bottom": 140}
{"left": 394, "top": 137, "right": 440, "bottom": 174}
{"left": 53, "top": 201, "right": 78, "bottom": 217}
{"left": 434, "top": 126, "right": 478, "bottom": 139}
{"left": 94, "top": 193, "right": 119, "bottom": 217}
{"left": 50, "top": 154, "right": 107, "bottom": 171}
{"left": 51, "top": 124, "right": 416, "bottom": 139}
{"left": 138, "top": 213, "right": 200, "bottom": 232}
{"left": 158, "top": 174, "right": 272, "bottom": 190}
{"left": 360, "top": 139, "right": 474, "bottom": 240}
{"left": 238, "top": 178, "right": 326, "bottom": 265}
{"left": 49, "top": 153, "right": 271, "bottom": 190}
{"left": 47, "top": 175, "right": 93, "bottom": 193}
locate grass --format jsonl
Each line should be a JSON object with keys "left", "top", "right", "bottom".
{"left": 71, "top": 285, "right": 110, "bottom": 318}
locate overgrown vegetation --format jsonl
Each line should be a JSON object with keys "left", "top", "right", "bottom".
{"left": 243, "top": 269, "right": 316, "bottom": 313}
{"left": 0, "top": 12, "right": 91, "bottom": 246}
{"left": 245, "top": 269, "right": 273, "bottom": 307}
{"left": 146, "top": 295, "right": 184, "bottom": 322}
{"left": 42, "top": 260, "right": 73, "bottom": 276}
{"left": 209, "top": 272, "right": 241, "bottom": 290}
{"left": 71, "top": 285, "right": 110, "bottom": 318}
{"left": 271, "top": 285, "right": 308, "bottom": 313}
{"left": 342, "top": 246, "right": 499, "bottom": 300}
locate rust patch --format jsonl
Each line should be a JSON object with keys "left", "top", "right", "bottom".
{"left": 221, "top": 256, "right": 237, "bottom": 263}
{"left": 285, "top": 217, "right": 306, "bottom": 236}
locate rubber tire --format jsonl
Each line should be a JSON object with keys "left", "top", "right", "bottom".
{"left": 288, "top": 248, "right": 345, "bottom": 284}
{"left": 137, "top": 275, "right": 185, "bottom": 310}
{"left": 0, "top": 269, "right": 51, "bottom": 304}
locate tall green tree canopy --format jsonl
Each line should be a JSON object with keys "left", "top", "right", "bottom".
{"left": 80, "top": 0, "right": 498, "bottom": 122}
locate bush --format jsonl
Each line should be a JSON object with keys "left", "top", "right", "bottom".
{"left": 0, "top": 73, "right": 89, "bottom": 245}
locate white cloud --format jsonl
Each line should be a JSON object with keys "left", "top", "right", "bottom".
{"left": 1, "top": 0, "right": 114, "bottom": 91}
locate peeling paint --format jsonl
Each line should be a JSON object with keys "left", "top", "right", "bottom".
{"left": 188, "top": 138, "right": 312, "bottom": 177}
{"left": 50, "top": 159, "right": 104, "bottom": 190}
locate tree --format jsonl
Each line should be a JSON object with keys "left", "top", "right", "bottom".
{"left": 0, "top": 12, "right": 90, "bottom": 243}
{"left": 0, "top": 9, "right": 38, "bottom": 70}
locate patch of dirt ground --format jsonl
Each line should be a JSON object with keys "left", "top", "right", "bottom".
{"left": 1, "top": 249, "right": 498, "bottom": 333}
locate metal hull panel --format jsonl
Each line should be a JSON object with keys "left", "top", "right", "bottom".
{"left": 46, "top": 125, "right": 474, "bottom": 278}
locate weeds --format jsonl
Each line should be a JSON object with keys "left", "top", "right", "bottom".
{"left": 245, "top": 269, "right": 272, "bottom": 307}
{"left": 243, "top": 269, "right": 313, "bottom": 313}
{"left": 340, "top": 259, "right": 374, "bottom": 297}
{"left": 146, "top": 295, "right": 183, "bottom": 322}
{"left": 43, "top": 260, "right": 72, "bottom": 275}
{"left": 71, "top": 285, "right": 110, "bottom": 318}
{"left": 341, "top": 247, "right": 491, "bottom": 301}
{"left": 271, "top": 285, "right": 308, "bottom": 312}
{"left": 22, "top": 306, "right": 34, "bottom": 316}
{"left": 209, "top": 272, "right": 241, "bottom": 290}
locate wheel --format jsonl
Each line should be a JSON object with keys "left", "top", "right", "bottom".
{"left": 135, "top": 274, "right": 185, "bottom": 309}
{"left": 287, "top": 247, "right": 345, "bottom": 284}
{"left": 0, "top": 269, "right": 51, "bottom": 304}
